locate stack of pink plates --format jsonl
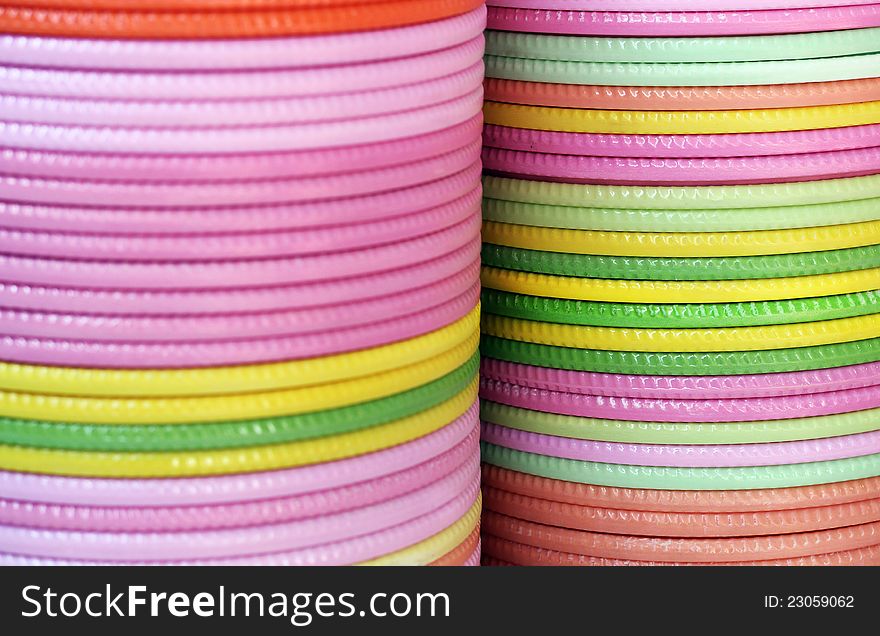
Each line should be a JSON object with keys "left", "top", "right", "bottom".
{"left": 0, "top": 0, "right": 486, "bottom": 565}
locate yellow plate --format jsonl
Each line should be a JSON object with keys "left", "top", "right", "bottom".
{"left": 0, "top": 305, "right": 480, "bottom": 397}
{"left": 481, "top": 266, "right": 880, "bottom": 304}
{"left": 483, "top": 220, "right": 880, "bottom": 257}
{"left": 484, "top": 100, "right": 880, "bottom": 134}
{"left": 483, "top": 313, "right": 880, "bottom": 352}
{"left": 0, "top": 331, "right": 478, "bottom": 424}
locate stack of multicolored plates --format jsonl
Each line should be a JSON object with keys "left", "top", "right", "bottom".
{"left": 479, "top": 0, "right": 880, "bottom": 565}
{"left": 0, "top": 0, "right": 486, "bottom": 565}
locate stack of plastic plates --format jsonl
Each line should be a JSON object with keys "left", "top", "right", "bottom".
{"left": 479, "top": 0, "right": 880, "bottom": 565}
{"left": 0, "top": 0, "right": 486, "bottom": 565}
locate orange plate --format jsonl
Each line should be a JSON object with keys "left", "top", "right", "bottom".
{"left": 482, "top": 465, "right": 880, "bottom": 514}
{"left": 429, "top": 524, "right": 481, "bottom": 566}
{"left": 0, "top": 0, "right": 483, "bottom": 38}
{"left": 483, "top": 511, "right": 880, "bottom": 563}
{"left": 16, "top": 1, "right": 395, "bottom": 7}
{"left": 483, "top": 487, "right": 880, "bottom": 538}
{"left": 483, "top": 535, "right": 880, "bottom": 566}
{"left": 484, "top": 77, "right": 880, "bottom": 111}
